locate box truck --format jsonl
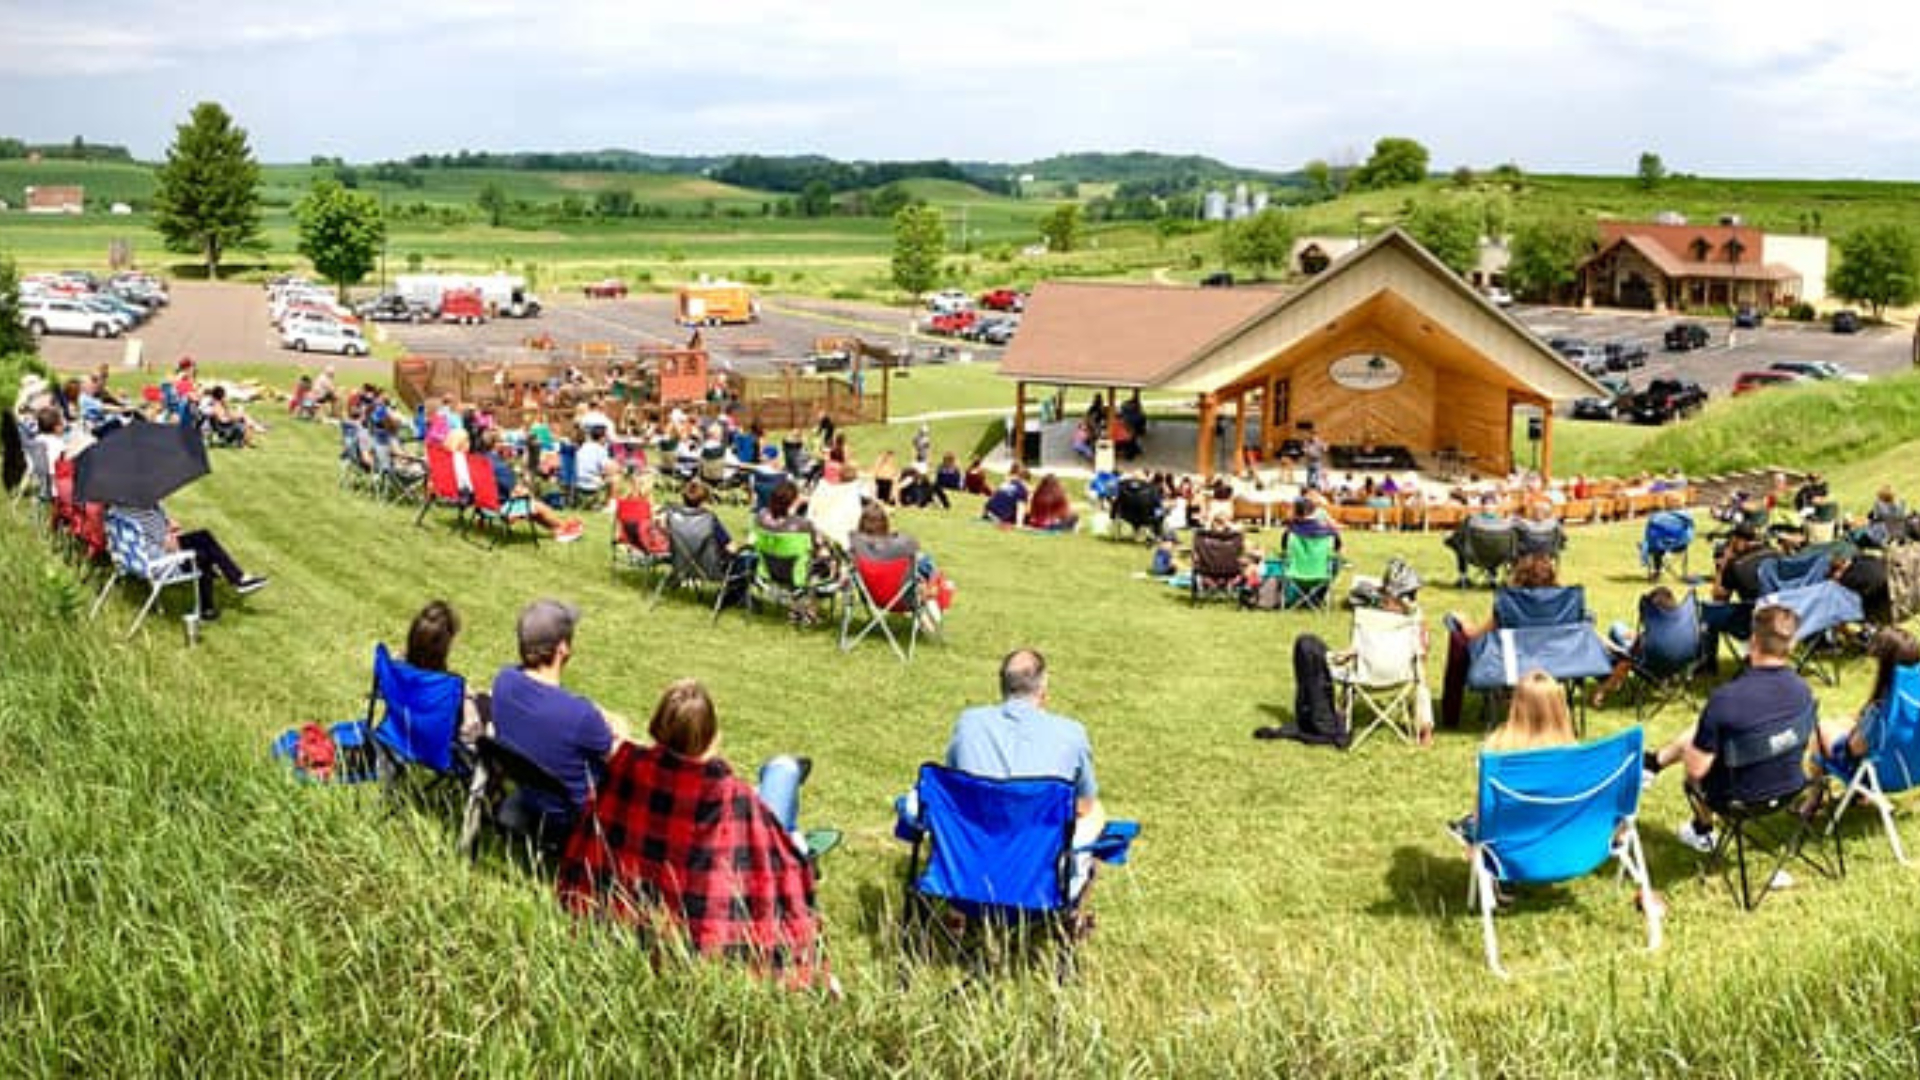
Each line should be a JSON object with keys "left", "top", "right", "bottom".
{"left": 395, "top": 273, "right": 542, "bottom": 319}
{"left": 676, "top": 281, "right": 758, "bottom": 326}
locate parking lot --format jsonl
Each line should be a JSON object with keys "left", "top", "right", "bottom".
{"left": 379, "top": 292, "right": 1006, "bottom": 375}
{"left": 1510, "top": 304, "right": 1912, "bottom": 399}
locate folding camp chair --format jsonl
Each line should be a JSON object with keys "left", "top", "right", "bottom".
{"left": 699, "top": 453, "right": 749, "bottom": 505}
{"left": 610, "top": 496, "right": 670, "bottom": 588}
{"left": 337, "top": 421, "right": 376, "bottom": 495}
{"left": 464, "top": 452, "right": 540, "bottom": 549}
{"left": 1763, "top": 581, "right": 1864, "bottom": 687}
{"left": 1824, "top": 663, "right": 1920, "bottom": 864}
{"left": 1111, "top": 478, "right": 1164, "bottom": 542}
{"left": 748, "top": 527, "right": 843, "bottom": 626}
{"left": 457, "top": 734, "right": 577, "bottom": 869}
{"left": 89, "top": 509, "right": 202, "bottom": 639}
{"left": 366, "top": 642, "right": 472, "bottom": 810}
{"left": 414, "top": 444, "right": 470, "bottom": 529}
{"left": 1331, "top": 606, "right": 1428, "bottom": 748}
{"left": 654, "top": 505, "right": 742, "bottom": 618}
{"left": 13, "top": 422, "right": 54, "bottom": 524}
{"left": 1189, "top": 528, "right": 1247, "bottom": 607}
{"left": 371, "top": 439, "right": 425, "bottom": 503}
{"left": 1624, "top": 590, "right": 1708, "bottom": 722}
{"left": 1701, "top": 704, "right": 1843, "bottom": 910}
{"left": 1461, "top": 727, "right": 1661, "bottom": 978}
{"left": 1279, "top": 532, "right": 1339, "bottom": 612}
{"left": 1466, "top": 587, "right": 1614, "bottom": 734}
{"left": 896, "top": 763, "right": 1136, "bottom": 981}
{"left": 840, "top": 552, "right": 935, "bottom": 662}
{"left": 1639, "top": 511, "right": 1695, "bottom": 582}
{"left": 1452, "top": 517, "right": 1518, "bottom": 588}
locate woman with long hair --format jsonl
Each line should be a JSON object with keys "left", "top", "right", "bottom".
{"left": 1485, "top": 670, "right": 1577, "bottom": 752}
{"left": 1025, "top": 473, "right": 1079, "bottom": 532}
{"left": 1814, "top": 627, "right": 1920, "bottom": 777}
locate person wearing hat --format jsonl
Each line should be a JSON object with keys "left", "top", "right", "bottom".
{"left": 1712, "top": 524, "right": 1775, "bottom": 604}
{"left": 489, "top": 599, "right": 628, "bottom": 839}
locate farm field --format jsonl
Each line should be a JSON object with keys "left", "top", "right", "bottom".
{"left": 6, "top": 347, "right": 1920, "bottom": 1073}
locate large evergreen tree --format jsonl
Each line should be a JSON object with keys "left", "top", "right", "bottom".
{"left": 151, "top": 102, "right": 263, "bottom": 279}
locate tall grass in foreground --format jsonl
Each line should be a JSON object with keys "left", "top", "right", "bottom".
{"left": 5, "top": 414, "right": 1920, "bottom": 1075}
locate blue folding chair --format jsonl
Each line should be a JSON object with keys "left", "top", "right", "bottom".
{"left": 1467, "top": 587, "right": 1614, "bottom": 733}
{"left": 1639, "top": 511, "right": 1695, "bottom": 581}
{"left": 1764, "top": 581, "right": 1865, "bottom": 687}
{"left": 896, "top": 764, "right": 1137, "bottom": 978}
{"left": 366, "top": 643, "right": 471, "bottom": 806}
{"left": 1462, "top": 727, "right": 1661, "bottom": 978}
{"left": 1627, "top": 591, "right": 1708, "bottom": 721}
{"left": 1824, "top": 663, "right": 1920, "bottom": 865}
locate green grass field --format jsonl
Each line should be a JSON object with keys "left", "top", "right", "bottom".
{"left": 5, "top": 356, "right": 1920, "bottom": 1075}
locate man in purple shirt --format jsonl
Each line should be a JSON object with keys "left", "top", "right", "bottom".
{"left": 491, "top": 599, "right": 624, "bottom": 835}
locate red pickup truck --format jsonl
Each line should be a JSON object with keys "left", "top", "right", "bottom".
{"left": 928, "top": 311, "right": 978, "bottom": 336}
{"left": 979, "top": 288, "right": 1025, "bottom": 312}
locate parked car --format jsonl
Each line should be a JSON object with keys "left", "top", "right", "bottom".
{"left": 1552, "top": 341, "right": 1608, "bottom": 376}
{"left": 281, "top": 322, "right": 367, "bottom": 356}
{"left": 1603, "top": 341, "right": 1649, "bottom": 371}
{"left": 356, "top": 293, "right": 430, "bottom": 323}
{"left": 1733, "top": 305, "right": 1766, "bottom": 329}
{"left": 1482, "top": 286, "right": 1514, "bottom": 307}
{"left": 1831, "top": 309, "right": 1861, "bottom": 334}
{"left": 1769, "top": 360, "right": 1868, "bottom": 383}
{"left": 1628, "top": 378, "right": 1708, "bottom": 424}
{"left": 927, "top": 311, "right": 977, "bottom": 337}
{"left": 583, "top": 278, "right": 629, "bottom": 299}
{"left": 1199, "top": 271, "right": 1235, "bottom": 288}
{"left": 1664, "top": 322, "right": 1711, "bottom": 351}
{"left": 926, "top": 289, "right": 973, "bottom": 314}
{"left": 978, "top": 288, "right": 1025, "bottom": 312}
{"left": 1572, "top": 376, "right": 1632, "bottom": 421}
{"left": 1732, "top": 370, "right": 1801, "bottom": 396}
{"left": 18, "top": 296, "right": 121, "bottom": 338}
{"left": 978, "top": 318, "right": 1018, "bottom": 346}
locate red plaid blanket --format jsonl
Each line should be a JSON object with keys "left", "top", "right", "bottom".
{"left": 556, "top": 743, "right": 825, "bottom": 987}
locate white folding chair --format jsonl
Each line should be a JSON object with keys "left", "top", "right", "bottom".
{"left": 1332, "top": 606, "right": 1428, "bottom": 748}
{"left": 90, "top": 509, "right": 201, "bottom": 638}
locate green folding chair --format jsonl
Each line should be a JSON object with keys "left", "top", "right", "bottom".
{"left": 1280, "top": 532, "right": 1339, "bottom": 613}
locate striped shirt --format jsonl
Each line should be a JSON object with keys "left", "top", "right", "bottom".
{"left": 116, "top": 505, "right": 172, "bottom": 559}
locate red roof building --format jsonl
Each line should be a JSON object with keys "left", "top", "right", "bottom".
{"left": 1579, "top": 221, "right": 1801, "bottom": 311}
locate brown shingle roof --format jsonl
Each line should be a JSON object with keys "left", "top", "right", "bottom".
{"left": 1590, "top": 234, "right": 1799, "bottom": 282}
{"left": 996, "top": 281, "right": 1279, "bottom": 387}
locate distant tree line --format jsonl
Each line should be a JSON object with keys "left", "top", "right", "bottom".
{"left": 0, "top": 136, "right": 136, "bottom": 163}
{"left": 400, "top": 149, "right": 726, "bottom": 174}
{"left": 710, "top": 156, "right": 1013, "bottom": 196}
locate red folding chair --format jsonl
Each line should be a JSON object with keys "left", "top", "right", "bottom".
{"left": 611, "top": 496, "right": 670, "bottom": 585}
{"left": 465, "top": 452, "right": 538, "bottom": 549}
{"left": 413, "top": 444, "right": 470, "bottom": 529}
{"left": 839, "top": 553, "right": 934, "bottom": 663}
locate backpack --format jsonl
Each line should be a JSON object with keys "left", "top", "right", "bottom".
{"left": 294, "top": 723, "right": 337, "bottom": 782}
{"left": 1270, "top": 634, "right": 1349, "bottom": 748}
{"left": 1247, "top": 574, "right": 1285, "bottom": 611}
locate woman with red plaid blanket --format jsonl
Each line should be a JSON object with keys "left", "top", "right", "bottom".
{"left": 556, "top": 680, "right": 830, "bottom": 989}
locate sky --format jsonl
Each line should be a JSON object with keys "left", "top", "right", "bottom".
{"left": 1, "top": 0, "right": 1917, "bottom": 178}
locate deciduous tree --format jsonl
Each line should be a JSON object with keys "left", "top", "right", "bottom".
{"left": 890, "top": 204, "right": 946, "bottom": 297}
{"left": 1038, "top": 203, "right": 1083, "bottom": 253}
{"left": 1221, "top": 209, "right": 1296, "bottom": 279}
{"left": 1829, "top": 224, "right": 1920, "bottom": 320}
{"left": 475, "top": 182, "right": 508, "bottom": 227}
{"left": 1404, "top": 200, "right": 1481, "bottom": 275}
{"left": 1352, "top": 137, "right": 1430, "bottom": 191}
{"left": 151, "top": 102, "right": 263, "bottom": 279}
{"left": 0, "top": 254, "right": 40, "bottom": 359}
{"left": 1506, "top": 216, "right": 1599, "bottom": 302}
{"left": 294, "top": 180, "right": 386, "bottom": 299}
{"left": 1636, "top": 152, "right": 1666, "bottom": 192}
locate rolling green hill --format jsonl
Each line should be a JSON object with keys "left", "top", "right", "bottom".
{"left": 0, "top": 160, "right": 156, "bottom": 208}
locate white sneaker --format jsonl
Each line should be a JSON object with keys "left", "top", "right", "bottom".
{"left": 1769, "top": 869, "right": 1796, "bottom": 891}
{"left": 1675, "top": 820, "right": 1715, "bottom": 854}
{"left": 1641, "top": 768, "right": 1659, "bottom": 792}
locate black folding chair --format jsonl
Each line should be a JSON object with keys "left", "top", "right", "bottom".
{"left": 1702, "top": 706, "right": 1844, "bottom": 910}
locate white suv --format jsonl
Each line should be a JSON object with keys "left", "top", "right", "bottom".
{"left": 281, "top": 322, "right": 367, "bottom": 356}
{"left": 19, "top": 296, "right": 121, "bottom": 338}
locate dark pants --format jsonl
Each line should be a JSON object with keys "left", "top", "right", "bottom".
{"left": 1441, "top": 623, "right": 1472, "bottom": 729}
{"left": 177, "top": 529, "right": 245, "bottom": 611}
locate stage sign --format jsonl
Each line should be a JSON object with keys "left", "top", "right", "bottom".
{"left": 1328, "top": 353, "right": 1404, "bottom": 391}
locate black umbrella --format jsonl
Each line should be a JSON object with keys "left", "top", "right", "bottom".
{"left": 73, "top": 420, "right": 210, "bottom": 507}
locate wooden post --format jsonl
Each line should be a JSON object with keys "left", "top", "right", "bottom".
{"left": 1196, "top": 393, "right": 1217, "bottom": 478}
{"left": 1539, "top": 401, "right": 1555, "bottom": 482}
{"left": 1231, "top": 392, "right": 1248, "bottom": 475}
{"left": 1012, "top": 381, "right": 1027, "bottom": 469}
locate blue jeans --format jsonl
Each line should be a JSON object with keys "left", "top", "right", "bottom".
{"left": 756, "top": 755, "right": 806, "bottom": 836}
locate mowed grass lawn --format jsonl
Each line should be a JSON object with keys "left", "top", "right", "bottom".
{"left": 7, "top": 374, "right": 1920, "bottom": 1075}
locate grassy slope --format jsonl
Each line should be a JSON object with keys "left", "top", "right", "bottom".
{"left": 5, "top": 362, "right": 1920, "bottom": 1074}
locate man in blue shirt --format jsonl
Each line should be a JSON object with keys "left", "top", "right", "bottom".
{"left": 946, "top": 649, "right": 1107, "bottom": 853}
{"left": 491, "top": 599, "right": 626, "bottom": 839}
{"left": 1643, "top": 604, "right": 1815, "bottom": 860}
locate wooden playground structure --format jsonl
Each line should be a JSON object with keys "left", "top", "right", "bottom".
{"left": 391, "top": 336, "right": 896, "bottom": 433}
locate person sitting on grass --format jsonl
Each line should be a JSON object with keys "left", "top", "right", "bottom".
{"left": 1024, "top": 473, "right": 1080, "bottom": 533}
{"left": 112, "top": 501, "right": 269, "bottom": 622}
{"left": 1450, "top": 669, "right": 1577, "bottom": 840}
{"left": 473, "top": 428, "right": 584, "bottom": 542}
{"left": 963, "top": 455, "right": 992, "bottom": 497}
{"left": 489, "top": 599, "right": 629, "bottom": 843}
{"left": 556, "top": 678, "right": 833, "bottom": 990}
{"left": 204, "top": 386, "right": 259, "bottom": 447}
{"left": 1642, "top": 604, "right": 1815, "bottom": 862}
{"left": 1813, "top": 627, "right": 1920, "bottom": 781}
{"left": 936, "top": 451, "right": 963, "bottom": 493}
{"left": 405, "top": 599, "right": 489, "bottom": 747}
